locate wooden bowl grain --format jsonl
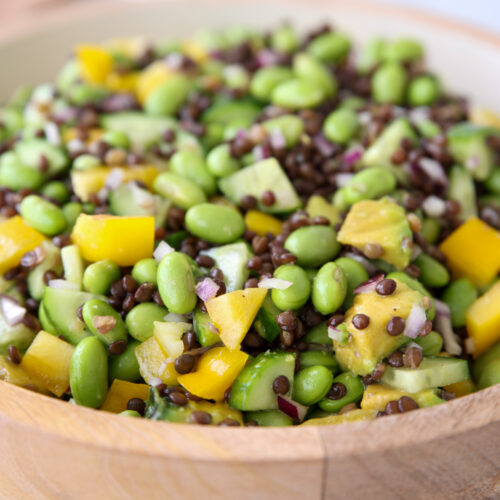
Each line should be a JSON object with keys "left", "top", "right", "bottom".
{"left": 0, "top": 2, "right": 499, "bottom": 499}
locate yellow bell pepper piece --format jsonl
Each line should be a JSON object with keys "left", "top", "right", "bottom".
{"left": 443, "top": 379, "right": 475, "bottom": 398}
{"left": 0, "top": 216, "right": 45, "bottom": 274}
{"left": 105, "top": 71, "right": 139, "bottom": 93}
{"left": 21, "top": 331, "right": 74, "bottom": 397}
{"left": 205, "top": 288, "right": 268, "bottom": 349}
{"left": 0, "top": 355, "right": 50, "bottom": 394}
{"left": 72, "top": 214, "right": 154, "bottom": 266}
{"left": 470, "top": 108, "right": 500, "bottom": 130}
{"left": 301, "top": 409, "right": 377, "bottom": 426}
{"left": 178, "top": 347, "right": 248, "bottom": 401}
{"left": 136, "top": 61, "right": 173, "bottom": 104}
{"left": 181, "top": 40, "right": 208, "bottom": 64}
{"left": 101, "top": 379, "right": 150, "bottom": 413}
{"left": 135, "top": 336, "right": 178, "bottom": 385}
{"left": 244, "top": 210, "right": 283, "bottom": 237}
{"left": 465, "top": 281, "right": 500, "bottom": 358}
{"left": 76, "top": 45, "right": 113, "bottom": 85}
{"left": 71, "top": 165, "right": 160, "bottom": 202}
{"left": 439, "top": 218, "right": 500, "bottom": 287}
{"left": 154, "top": 321, "right": 192, "bottom": 358}
{"left": 305, "top": 195, "right": 341, "bottom": 226}
{"left": 63, "top": 128, "right": 104, "bottom": 145}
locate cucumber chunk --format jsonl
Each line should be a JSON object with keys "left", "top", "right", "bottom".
{"left": 244, "top": 410, "right": 293, "bottom": 427}
{"left": 61, "top": 244, "right": 84, "bottom": 289}
{"left": 253, "top": 295, "right": 281, "bottom": 342}
{"left": 27, "top": 241, "right": 62, "bottom": 301}
{"left": 193, "top": 307, "right": 220, "bottom": 347}
{"left": 0, "top": 307, "right": 35, "bottom": 355}
{"left": 381, "top": 355, "right": 470, "bottom": 393}
{"left": 447, "top": 165, "right": 477, "bottom": 220}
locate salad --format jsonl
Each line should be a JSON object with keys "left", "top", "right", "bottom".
{"left": 0, "top": 23, "right": 499, "bottom": 427}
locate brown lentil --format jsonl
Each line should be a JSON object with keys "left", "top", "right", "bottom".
{"left": 352, "top": 313, "right": 370, "bottom": 329}
{"left": 261, "top": 190, "right": 276, "bottom": 206}
{"left": 134, "top": 282, "right": 155, "bottom": 303}
{"left": 403, "top": 346, "right": 423, "bottom": 369}
{"left": 387, "top": 351, "right": 404, "bottom": 367}
{"left": 127, "top": 397, "right": 146, "bottom": 416}
{"left": 195, "top": 254, "right": 215, "bottom": 268}
{"left": 384, "top": 400, "right": 401, "bottom": 415}
{"left": 276, "top": 310, "right": 297, "bottom": 331}
{"left": 398, "top": 396, "right": 418, "bottom": 413}
{"left": 7, "top": 345, "right": 21, "bottom": 364}
{"left": 272, "top": 375, "right": 290, "bottom": 395}
{"left": 174, "top": 354, "right": 196, "bottom": 374}
{"left": 190, "top": 410, "right": 212, "bottom": 425}
{"left": 386, "top": 316, "right": 406, "bottom": 336}
{"left": 362, "top": 243, "right": 384, "bottom": 259}
{"left": 218, "top": 418, "right": 241, "bottom": 427}
{"left": 169, "top": 391, "right": 188, "bottom": 406}
{"left": 108, "top": 339, "right": 127, "bottom": 355}
{"left": 327, "top": 382, "right": 347, "bottom": 400}
{"left": 375, "top": 278, "right": 397, "bottom": 296}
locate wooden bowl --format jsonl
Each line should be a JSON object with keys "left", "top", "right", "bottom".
{"left": 0, "top": 2, "right": 499, "bottom": 499}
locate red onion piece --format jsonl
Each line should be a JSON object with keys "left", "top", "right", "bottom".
{"left": 270, "top": 129, "right": 286, "bottom": 150}
{"left": 252, "top": 144, "right": 271, "bottom": 161}
{"left": 418, "top": 158, "right": 448, "bottom": 187}
{"left": 44, "top": 122, "right": 61, "bottom": 145}
{"left": 422, "top": 196, "right": 446, "bottom": 218}
{"left": 105, "top": 168, "right": 125, "bottom": 190}
{"left": 153, "top": 241, "right": 175, "bottom": 262}
{"left": 0, "top": 294, "right": 26, "bottom": 326}
{"left": 48, "top": 279, "right": 80, "bottom": 291}
{"left": 277, "top": 395, "right": 308, "bottom": 422}
{"left": 353, "top": 273, "right": 385, "bottom": 294}
{"left": 335, "top": 173, "right": 354, "bottom": 188}
{"left": 434, "top": 300, "right": 462, "bottom": 355}
{"left": 195, "top": 278, "right": 220, "bottom": 302}
{"left": 313, "top": 134, "right": 337, "bottom": 158}
{"left": 255, "top": 49, "right": 282, "bottom": 67}
{"left": 257, "top": 278, "right": 292, "bottom": 290}
{"left": 404, "top": 303, "right": 427, "bottom": 339}
{"left": 343, "top": 146, "right": 364, "bottom": 167}
{"left": 327, "top": 326, "right": 343, "bottom": 342}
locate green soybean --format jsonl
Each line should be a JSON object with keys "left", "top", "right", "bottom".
{"left": 120, "top": 410, "right": 142, "bottom": 418}
{"left": 307, "top": 32, "right": 351, "bottom": 62}
{"left": 262, "top": 115, "right": 305, "bottom": 148}
{"left": 473, "top": 340, "right": 500, "bottom": 382}
{"left": 323, "top": 108, "right": 359, "bottom": 144}
{"left": 82, "top": 299, "right": 128, "bottom": 346}
{"left": 109, "top": 340, "right": 141, "bottom": 382}
{"left": 144, "top": 74, "right": 190, "bottom": 116}
{"left": 20, "top": 195, "right": 67, "bottom": 236}
{"left": 83, "top": 260, "right": 121, "bottom": 295}
{"left": 271, "top": 264, "right": 311, "bottom": 310}
{"left": 0, "top": 159, "right": 45, "bottom": 190}
{"left": 271, "top": 78, "right": 324, "bottom": 110}
{"left": 293, "top": 365, "right": 334, "bottom": 406}
{"left": 41, "top": 181, "right": 70, "bottom": 204}
{"left": 157, "top": 251, "right": 197, "bottom": 314}
{"left": 62, "top": 202, "right": 83, "bottom": 231}
{"left": 154, "top": 171, "right": 206, "bottom": 209}
{"left": 334, "top": 257, "right": 369, "bottom": 309}
{"left": 312, "top": 262, "right": 347, "bottom": 315}
{"left": 126, "top": 303, "right": 168, "bottom": 342}
{"left": 299, "top": 351, "right": 340, "bottom": 373}
{"left": 357, "top": 38, "right": 386, "bottom": 73}
{"left": 414, "top": 253, "right": 450, "bottom": 288}
{"left": 342, "top": 167, "right": 397, "bottom": 206}
{"left": 250, "top": 66, "right": 294, "bottom": 102}
{"left": 478, "top": 359, "right": 500, "bottom": 390}
{"left": 271, "top": 25, "right": 299, "bottom": 53}
{"left": 185, "top": 203, "right": 245, "bottom": 244}
{"left": 485, "top": 168, "right": 500, "bottom": 195}
{"left": 416, "top": 119, "right": 442, "bottom": 138}
{"left": 372, "top": 62, "right": 407, "bottom": 105}
{"left": 420, "top": 217, "right": 441, "bottom": 244}
{"left": 284, "top": 225, "right": 340, "bottom": 268}
{"left": 70, "top": 336, "right": 108, "bottom": 408}
{"left": 169, "top": 149, "right": 217, "bottom": 196}
{"left": 206, "top": 144, "right": 240, "bottom": 177}
{"left": 408, "top": 75, "right": 441, "bottom": 107}
{"left": 303, "top": 321, "right": 330, "bottom": 345}
{"left": 414, "top": 331, "right": 443, "bottom": 356}
{"left": 102, "top": 130, "right": 130, "bottom": 150}
{"left": 73, "top": 154, "right": 100, "bottom": 171}
{"left": 68, "top": 83, "right": 109, "bottom": 106}
{"left": 384, "top": 38, "right": 423, "bottom": 62}
{"left": 318, "top": 372, "right": 364, "bottom": 413}
{"left": 441, "top": 278, "right": 478, "bottom": 327}
{"left": 293, "top": 52, "right": 338, "bottom": 98}
{"left": 132, "top": 258, "right": 158, "bottom": 286}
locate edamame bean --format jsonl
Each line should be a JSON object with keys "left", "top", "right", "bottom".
{"left": 334, "top": 257, "right": 369, "bottom": 309}
{"left": 73, "top": 154, "right": 100, "bottom": 171}
{"left": 299, "top": 351, "right": 340, "bottom": 373}
{"left": 62, "top": 202, "right": 83, "bottom": 231}
{"left": 312, "top": 262, "right": 347, "bottom": 315}
{"left": 357, "top": 38, "right": 386, "bottom": 73}
{"left": 271, "top": 25, "right": 299, "bottom": 53}
{"left": 271, "top": 78, "right": 324, "bottom": 110}
{"left": 323, "top": 108, "right": 359, "bottom": 145}
{"left": 414, "top": 331, "right": 443, "bottom": 356}
{"left": 293, "top": 365, "right": 334, "bottom": 406}
{"left": 416, "top": 120, "right": 442, "bottom": 138}
{"left": 68, "top": 83, "right": 109, "bottom": 106}
{"left": 132, "top": 258, "right": 158, "bottom": 286}
{"left": 206, "top": 144, "right": 240, "bottom": 177}
{"left": 478, "top": 359, "right": 500, "bottom": 390}
{"left": 0, "top": 159, "right": 45, "bottom": 190}
{"left": 41, "top": 181, "right": 70, "bottom": 204}
{"left": 126, "top": 303, "right": 168, "bottom": 342}
{"left": 414, "top": 253, "right": 450, "bottom": 288}
{"left": 20, "top": 195, "right": 67, "bottom": 236}
{"left": 102, "top": 130, "right": 130, "bottom": 150}
{"left": 109, "top": 340, "right": 141, "bottom": 382}
{"left": 293, "top": 53, "right": 338, "bottom": 98}
{"left": 120, "top": 410, "right": 142, "bottom": 417}
{"left": 262, "top": 115, "right": 305, "bottom": 148}
{"left": 82, "top": 299, "right": 128, "bottom": 346}
{"left": 169, "top": 150, "right": 217, "bottom": 195}
{"left": 185, "top": 203, "right": 245, "bottom": 244}
{"left": 441, "top": 278, "right": 478, "bottom": 327}
{"left": 371, "top": 62, "right": 407, "bottom": 105}
{"left": 408, "top": 75, "right": 441, "bottom": 107}
{"left": 144, "top": 74, "right": 190, "bottom": 116}
{"left": 485, "top": 168, "right": 500, "bottom": 195}
{"left": 157, "top": 251, "right": 197, "bottom": 314}
{"left": 154, "top": 171, "right": 206, "bottom": 209}
{"left": 384, "top": 38, "right": 423, "bottom": 62}
{"left": 303, "top": 321, "right": 329, "bottom": 345}
{"left": 271, "top": 264, "right": 311, "bottom": 310}
{"left": 318, "top": 372, "right": 364, "bottom": 413}
{"left": 284, "top": 225, "right": 340, "bottom": 268}
{"left": 83, "top": 260, "right": 121, "bottom": 295}
{"left": 473, "top": 340, "right": 500, "bottom": 382}
{"left": 342, "top": 167, "right": 397, "bottom": 205}
{"left": 420, "top": 217, "right": 441, "bottom": 244}
{"left": 307, "top": 32, "right": 351, "bottom": 62}
{"left": 70, "top": 336, "right": 108, "bottom": 408}
{"left": 244, "top": 410, "right": 293, "bottom": 427}
{"left": 250, "top": 66, "right": 294, "bottom": 102}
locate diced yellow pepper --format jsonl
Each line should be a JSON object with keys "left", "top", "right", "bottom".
{"left": 0, "top": 355, "right": 50, "bottom": 394}
{"left": 470, "top": 108, "right": 500, "bottom": 130}
{"left": 305, "top": 195, "right": 341, "bottom": 226}
{"left": 154, "top": 321, "right": 192, "bottom": 358}
{"left": 105, "top": 71, "right": 139, "bottom": 93}
{"left": 71, "top": 165, "right": 160, "bottom": 202}
{"left": 136, "top": 61, "right": 173, "bottom": 104}
{"left": 244, "top": 210, "right": 283, "bottom": 237}
{"left": 21, "top": 331, "right": 74, "bottom": 397}
{"left": 206, "top": 288, "right": 268, "bottom": 349}
{"left": 101, "top": 379, "right": 150, "bottom": 413}
{"left": 63, "top": 128, "right": 104, "bottom": 145}
{"left": 301, "top": 409, "right": 377, "bottom": 426}
{"left": 76, "top": 45, "right": 113, "bottom": 84}
{"left": 465, "top": 281, "right": 500, "bottom": 358}
{"left": 439, "top": 218, "right": 500, "bottom": 287}
{"left": 72, "top": 214, "right": 154, "bottom": 266}
{"left": 443, "top": 379, "right": 475, "bottom": 398}
{"left": 0, "top": 216, "right": 45, "bottom": 274}
{"left": 135, "top": 336, "right": 178, "bottom": 385}
{"left": 181, "top": 40, "right": 208, "bottom": 64}
{"left": 178, "top": 347, "right": 248, "bottom": 401}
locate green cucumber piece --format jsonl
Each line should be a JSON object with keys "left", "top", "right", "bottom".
{"left": 229, "top": 351, "right": 296, "bottom": 411}
{"left": 26, "top": 241, "right": 62, "bottom": 301}
{"left": 253, "top": 295, "right": 281, "bottom": 342}
{"left": 0, "top": 307, "right": 35, "bottom": 355}
{"left": 244, "top": 410, "right": 293, "bottom": 426}
{"left": 447, "top": 165, "right": 477, "bottom": 220}
{"left": 193, "top": 307, "right": 220, "bottom": 347}
{"left": 61, "top": 245, "right": 84, "bottom": 289}
{"left": 39, "top": 301, "right": 58, "bottom": 335}
{"left": 472, "top": 340, "right": 500, "bottom": 382}
{"left": 201, "top": 99, "right": 261, "bottom": 126}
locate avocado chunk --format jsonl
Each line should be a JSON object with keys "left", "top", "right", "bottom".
{"left": 337, "top": 199, "right": 413, "bottom": 270}
{"left": 333, "top": 278, "right": 426, "bottom": 375}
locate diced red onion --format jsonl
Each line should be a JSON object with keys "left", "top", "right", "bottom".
{"left": 277, "top": 395, "right": 308, "bottom": 422}
{"left": 105, "top": 168, "right": 125, "bottom": 190}
{"left": 270, "top": 129, "right": 286, "bottom": 150}
{"left": 343, "top": 252, "right": 377, "bottom": 275}
{"left": 48, "top": 279, "right": 80, "bottom": 291}
{"left": 96, "top": 187, "right": 109, "bottom": 204}
{"left": 0, "top": 294, "right": 26, "bottom": 326}
{"left": 258, "top": 278, "right": 292, "bottom": 290}
{"left": 313, "top": 134, "right": 336, "bottom": 158}
{"left": 195, "top": 278, "right": 220, "bottom": 302}
{"left": 129, "top": 181, "right": 155, "bottom": 210}
{"left": 153, "top": 241, "right": 175, "bottom": 262}
{"left": 255, "top": 49, "right": 282, "bottom": 67}
{"left": 252, "top": 144, "right": 271, "bottom": 161}
{"left": 67, "top": 138, "right": 85, "bottom": 154}
{"left": 357, "top": 112, "right": 371, "bottom": 125}
{"left": 343, "top": 146, "right": 364, "bottom": 167}
{"left": 44, "top": 122, "right": 61, "bottom": 145}
{"left": 327, "top": 326, "right": 343, "bottom": 342}
{"left": 422, "top": 196, "right": 446, "bottom": 218}
{"left": 408, "top": 106, "right": 431, "bottom": 124}
{"left": 434, "top": 299, "right": 462, "bottom": 355}
{"left": 353, "top": 273, "right": 385, "bottom": 294}
{"left": 418, "top": 158, "right": 448, "bottom": 187}
{"left": 466, "top": 155, "right": 479, "bottom": 171}
{"left": 404, "top": 303, "right": 427, "bottom": 339}
{"left": 164, "top": 52, "right": 184, "bottom": 70}
{"left": 335, "top": 173, "right": 354, "bottom": 188}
